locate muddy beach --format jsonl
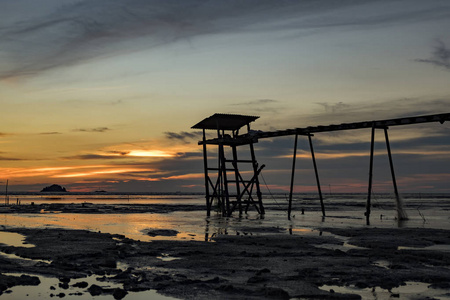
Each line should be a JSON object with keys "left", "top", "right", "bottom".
{"left": 1, "top": 203, "right": 450, "bottom": 299}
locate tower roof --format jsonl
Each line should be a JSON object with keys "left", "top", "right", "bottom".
{"left": 192, "top": 113, "right": 259, "bottom": 131}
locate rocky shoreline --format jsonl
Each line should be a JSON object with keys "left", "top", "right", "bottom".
{"left": 1, "top": 224, "right": 450, "bottom": 299}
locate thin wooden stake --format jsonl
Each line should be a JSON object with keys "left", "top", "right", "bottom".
{"left": 308, "top": 134, "right": 325, "bottom": 216}
{"left": 384, "top": 127, "right": 408, "bottom": 220}
{"left": 202, "top": 129, "right": 211, "bottom": 216}
{"left": 366, "top": 124, "right": 376, "bottom": 225}
{"left": 288, "top": 134, "right": 298, "bottom": 220}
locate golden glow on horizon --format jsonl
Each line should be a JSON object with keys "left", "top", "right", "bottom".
{"left": 0, "top": 165, "right": 156, "bottom": 179}
{"left": 125, "top": 150, "right": 173, "bottom": 157}
{"left": 53, "top": 168, "right": 155, "bottom": 178}
{"left": 162, "top": 173, "right": 204, "bottom": 180}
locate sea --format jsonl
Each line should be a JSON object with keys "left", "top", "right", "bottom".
{"left": 1, "top": 192, "right": 450, "bottom": 242}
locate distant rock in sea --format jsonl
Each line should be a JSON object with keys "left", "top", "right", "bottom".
{"left": 40, "top": 184, "right": 68, "bottom": 193}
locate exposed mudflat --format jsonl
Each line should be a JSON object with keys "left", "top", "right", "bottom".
{"left": 0, "top": 202, "right": 204, "bottom": 214}
{"left": 1, "top": 224, "right": 450, "bottom": 299}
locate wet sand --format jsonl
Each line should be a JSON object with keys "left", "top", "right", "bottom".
{"left": 1, "top": 203, "right": 450, "bottom": 299}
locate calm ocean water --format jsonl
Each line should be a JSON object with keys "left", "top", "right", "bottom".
{"left": 1, "top": 193, "right": 449, "bottom": 242}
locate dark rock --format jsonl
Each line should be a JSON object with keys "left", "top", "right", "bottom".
{"left": 264, "top": 287, "right": 290, "bottom": 299}
{"left": 355, "top": 281, "right": 368, "bottom": 289}
{"left": 113, "top": 288, "right": 128, "bottom": 300}
{"left": 88, "top": 284, "right": 103, "bottom": 296}
{"left": 58, "top": 282, "right": 69, "bottom": 289}
{"left": 247, "top": 275, "right": 267, "bottom": 284}
{"left": 19, "top": 275, "right": 40, "bottom": 286}
{"left": 217, "top": 284, "right": 234, "bottom": 291}
{"left": 72, "top": 281, "right": 89, "bottom": 288}
{"left": 146, "top": 229, "right": 179, "bottom": 237}
{"left": 153, "top": 275, "right": 172, "bottom": 282}
{"left": 205, "top": 277, "right": 221, "bottom": 283}
{"left": 256, "top": 268, "right": 271, "bottom": 275}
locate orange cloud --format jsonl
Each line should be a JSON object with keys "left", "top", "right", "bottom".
{"left": 162, "top": 173, "right": 204, "bottom": 180}
{"left": 277, "top": 149, "right": 450, "bottom": 160}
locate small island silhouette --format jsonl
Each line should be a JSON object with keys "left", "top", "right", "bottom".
{"left": 40, "top": 184, "right": 68, "bottom": 192}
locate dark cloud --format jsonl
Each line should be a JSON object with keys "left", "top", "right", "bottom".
{"left": 64, "top": 154, "right": 127, "bottom": 160}
{"left": 0, "top": 156, "right": 23, "bottom": 161}
{"left": 107, "top": 150, "right": 130, "bottom": 156}
{"left": 165, "top": 131, "right": 202, "bottom": 142}
{"left": 233, "top": 99, "right": 278, "bottom": 106}
{"left": 2, "top": 0, "right": 449, "bottom": 79}
{"left": 415, "top": 39, "right": 450, "bottom": 71}
{"left": 73, "top": 127, "right": 110, "bottom": 133}
{"left": 39, "top": 131, "right": 62, "bottom": 135}
{"left": 293, "top": 97, "right": 450, "bottom": 128}
{"left": 316, "top": 102, "right": 350, "bottom": 114}
{"left": 229, "top": 99, "right": 284, "bottom": 115}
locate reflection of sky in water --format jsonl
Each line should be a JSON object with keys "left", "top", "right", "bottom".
{"left": 0, "top": 231, "right": 34, "bottom": 248}
{"left": 1, "top": 194, "right": 449, "bottom": 245}
{"left": 320, "top": 281, "right": 450, "bottom": 300}
{"left": 1, "top": 273, "right": 177, "bottom": 300}
{"left": 2, "top": 197, "right": 450, "bottom": 245}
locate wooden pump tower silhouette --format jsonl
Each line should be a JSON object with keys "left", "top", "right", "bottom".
{"left": 192, "top": 113, "right": 265, "bottom": 217}
{"left": 193, "top": 112, "right": 450, "bottom": 222}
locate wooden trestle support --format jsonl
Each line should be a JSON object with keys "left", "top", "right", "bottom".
{"left": 193, "top": 112, "right": 449, "bottom": 221}
{"left": 193, "top": 114, "right": 265, "bottom": 217}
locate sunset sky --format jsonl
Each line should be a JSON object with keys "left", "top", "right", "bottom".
{"left": 1, "top": 0, "right": 449, "bottom": 193}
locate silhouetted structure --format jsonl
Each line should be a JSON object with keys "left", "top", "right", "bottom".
{"left": 192, "top": 114, "right": 264, "bottom": 217}
{"left": 193, "top": 112, "right": 450, "bottom": 222}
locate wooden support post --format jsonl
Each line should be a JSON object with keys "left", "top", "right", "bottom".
{"left": 249, "top": 141, "right": 264, "bottom": 215}
{"left": 219, "top": 143, "right": 230, "bottom": 216}
{"left": 288, "top": 134, "right": 298, "bottom": 220}
{"left": 232, "top": 145, "right": 242, "bottom": 215}
{"left": 202, "top": 130, "right": 211, "bottom": 216}
{"left": 384, "top": 127, "right": 407, "bottom": 220}
{"left": 383, "top": 128, "right": 399, "bottom": 202}
{"left": 308, "top": 134, "right": 325, "bottom": 217}
{"left": 366, "top": 124, "right": 376, "bottom": 225}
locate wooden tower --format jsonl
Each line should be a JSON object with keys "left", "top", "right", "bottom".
{"left": 192, "top": 113, "right": 265, "bottom": 217}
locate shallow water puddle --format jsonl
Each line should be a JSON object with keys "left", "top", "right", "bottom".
{"left": 0, "top": 231, "right": 52, "bottom": 264}
{"left": 0, "top": 231, "right": 34, "bottom": 248}
{"left": 0, "top": 251, "right": 52, "bottom": 264}
{"left": 291, "top": 227, "right": 368, "bottom": 252}
{"left": 372, "top": 260, "right": 390, "bottom": 269}
{"left": 398, "top": 244, "right": 450, "bottom": 252}
{"left": 313, "top": 242, "right": 367, "bottom": 252}
{"left": 1, "top": 273, "right": 178, "bottom": 300}
{"left": 320, "top": 281, "right": 450, "bottom": 300}
{"left": 157, "top": 253, "right": 181, "bottom": 262}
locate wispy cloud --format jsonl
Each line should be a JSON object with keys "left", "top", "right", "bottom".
{"left": 73, "top": 127, "right": 110, "bottom": 133}
{"left": 0, "top": 156, "right": 22, "bottom": 161}
{"left": 315, "top": 102, "right": 350, "bottom": 114}
{"left": 39, "top": 131, "right": 62, "bottom": 135}
{"left": 2, "top": 0, "right": 449, "bottom": 80}
{"left": 415, "top": 39, "right": 450, "bottom": 71}
{"left": 233, "top": 99, "right": 279, "bottom": 106}
{"left": 294, "top": 97, "right": 450, "bottom": 127}
{"left": 164, "top": 131, "right": 202, "bottom": 143}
